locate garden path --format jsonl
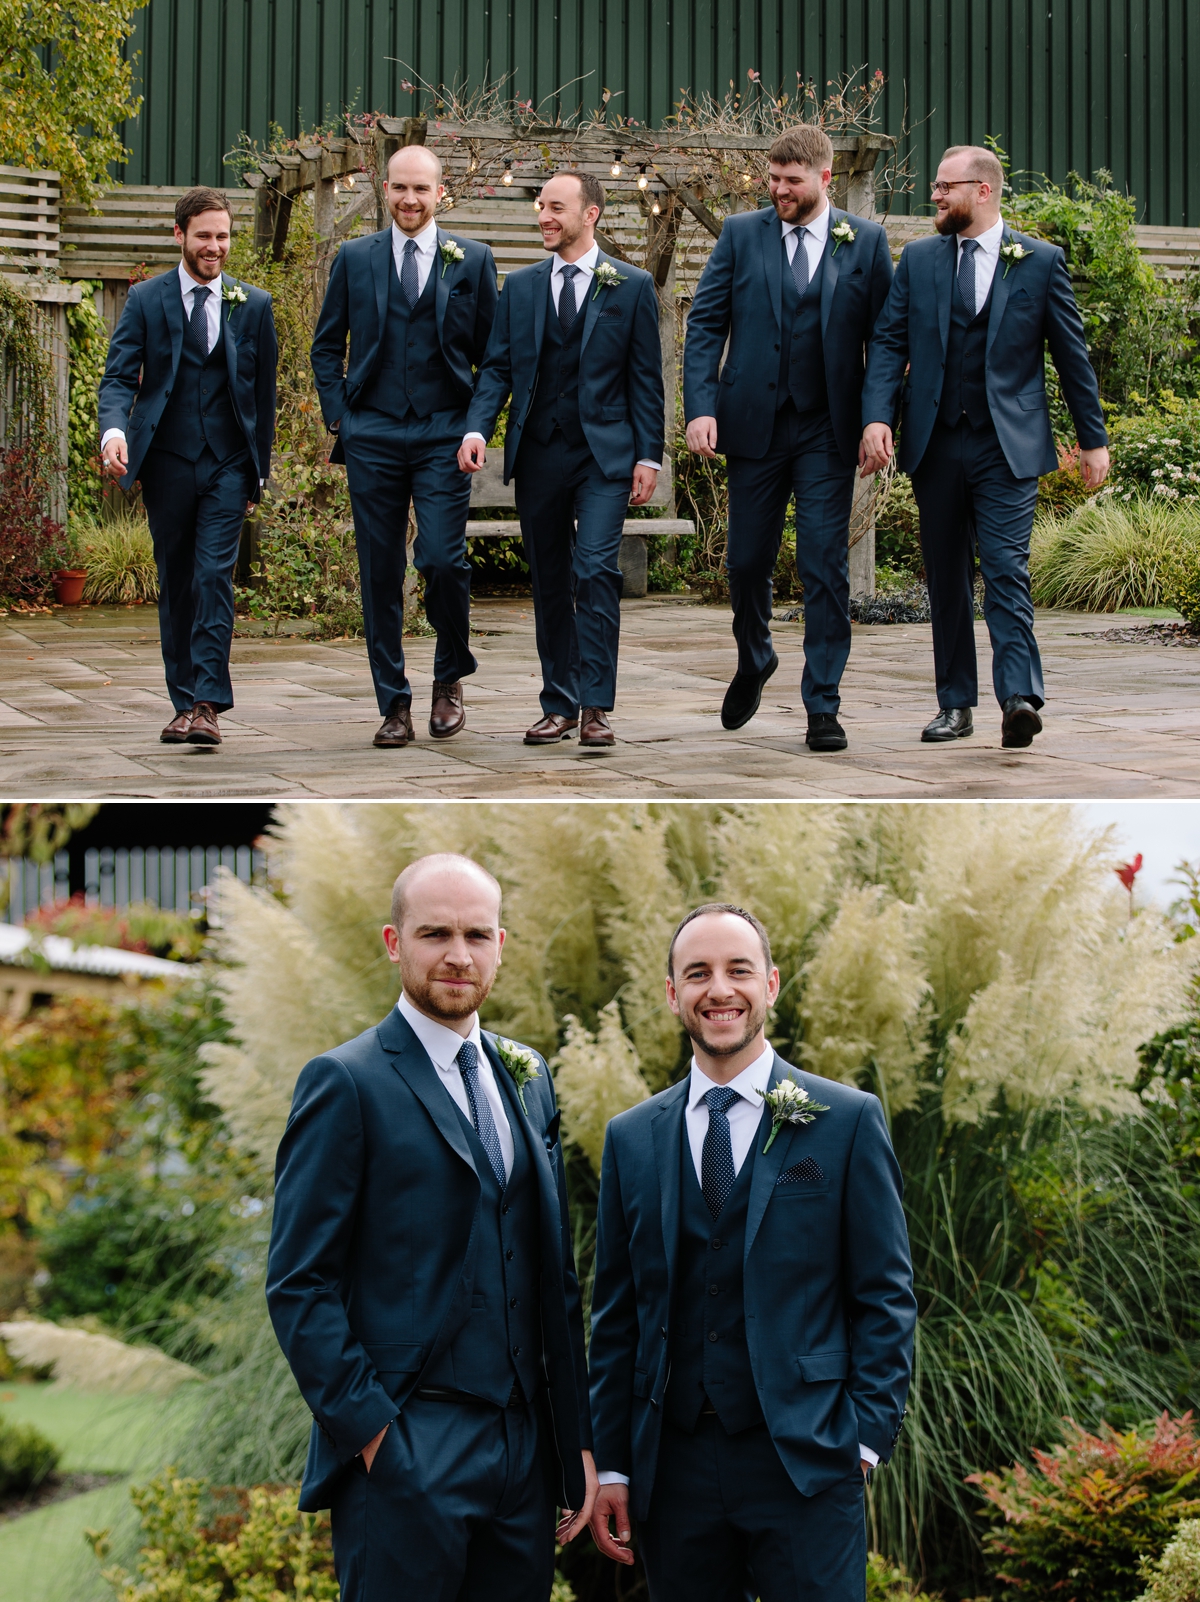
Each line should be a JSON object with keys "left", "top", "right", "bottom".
{"left": 1, "top": 597, "right": 1198, "bottom": 799}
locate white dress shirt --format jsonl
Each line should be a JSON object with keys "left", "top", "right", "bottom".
{"left": 956, "top": 216, "right": 1005, "bottom": 310}
{"left": 780, "top": 200, "right": 831, "bottom": 281}
{"left": 391, "top": 216, "right": 439, "bottom": 298}
{"left": 598, "top": 1041, "right": 878, "bottom": 1484}
{"left": 398, "top": 992, "right": 514, "bottom": 1179}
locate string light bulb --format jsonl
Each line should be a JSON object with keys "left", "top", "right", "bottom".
{"left": 651, "top": 200, "right": 661, "bottom": 215}
{"left": 637, "top": 165, "right": 648, "bottom": 189}
{"left": 610, "top": 150, "right": 623, "bottom": 177}
{"left": 501, "top": 164, "right": 513, "bottom": 185}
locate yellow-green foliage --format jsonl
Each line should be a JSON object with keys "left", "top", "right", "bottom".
{"left": 72, "top": 510, "right": 158, "bottom": 604}
{"left": 552, "top": 1003, "right": 650, "bottom": 1172}
{"left": 866, "top": 1551, "right": 940, "bottom": 1601}
{"left": 1029, "top": 499, "right": 1200, "bottom": 612}
{"left": 1136, "top": 1518, "right": 1200, "bottom": 1602}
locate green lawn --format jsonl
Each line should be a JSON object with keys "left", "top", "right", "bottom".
{"left": 1111, "top": 605, "right": 1184, "bottom": 617}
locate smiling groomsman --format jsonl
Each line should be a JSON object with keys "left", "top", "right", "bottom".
{"left": 311, "top": 145, "right": 498, "bottom": 748}
{"left": 99, "top": 188, "right": 277, "bottom": 748}
{"left": 588, "top": 903, "right": 916, "bottom": 1602}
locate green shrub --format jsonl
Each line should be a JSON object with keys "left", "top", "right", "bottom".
{"left": 70, "top": 509, "right": 159, "bottom": 604}
{"left": 866, "top": 1551, "right": 940, "bottom": 1600}
{"left": 66, "top": 286, "right": 110, "bottom": 516}
{"left": 875, "top": 472, "right": 923, "bottom": 575}
{"left": 1136, "top": 1518, "right": 1200, "bottom": 1602}
{"left": 0, "top": 1413, "right": 59, "bottom": 1496}
{"left": 1037, "top": 465, "right": 1094, "bottom": 518}
{"left": 968, "top": 1413, "right": 1200, "bottom": 1602}
{"left": 1102, "top": 401, "right": 1200, "bottom": 505}
{"left": 1029, "top": 499, "right": 1200, "bottom": 610}
{"left": 1164, "top": 547, "right": 1200, "bottom": 629}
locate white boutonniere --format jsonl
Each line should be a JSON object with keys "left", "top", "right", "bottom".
{"left": 494, "top": 1037, "right": 541, "bottom": 1113}
{"left": 221, "top": 281, "right": 248, "bottom": 306}
{"left": 1000, "top": 239, "right": 1032, "bottom": 277}
{"left": 592, "top": 261, "right": 628, "bottom": 300}
{"left": 757, "top": 1074, "right": 830, "bottom": 1153}
{"left": 440, "top": 238, "right": 466, "bottom": 277}
{"left": 831, "top": 218, "right": 857, "bottom": 254}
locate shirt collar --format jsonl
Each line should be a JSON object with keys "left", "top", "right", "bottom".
{"left": 178, "top": 261, "right": 219, "bottom": 297}
{"left": 959, "top": 216, "right": 1005, "bottom": 256}
{"left": 393, "top": 217, "right": 439, "bottom": 255}
{"left": 398, "top": 992, "right": 484, "bottom": 1071}
{"left": 553, "top": 241, "right": 600, "bottom": 277}
{"left": 781, "top": 201, "right": 831, "bottom": 242}
{"left": 687, "top": 1043, "right": 776, "bottom": 1112}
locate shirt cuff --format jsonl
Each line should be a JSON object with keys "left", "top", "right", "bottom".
{"left": 635, "top": 459, "right": 662, "bottom": 471}
{"left": 100, "top": 428, "right": 126, "bottom": 450}
{"left": 463, "top": 432, "right": 486, "bottom": 444}
{"left": 597, "top": 1470, "right": 630, "bottom": 1486}
{"left": 859, "top": 1444, "right": 880, "bottom": 1467}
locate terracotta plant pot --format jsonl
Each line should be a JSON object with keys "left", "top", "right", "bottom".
{"left": 52, "top": 569, "right": 87, "bottom": 606}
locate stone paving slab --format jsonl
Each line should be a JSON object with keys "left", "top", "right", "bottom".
{"left": 1, "top": 597, "right": 1198, "bottom": 799}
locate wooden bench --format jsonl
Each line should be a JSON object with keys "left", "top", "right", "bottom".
{"left": 465, "top": 518, "right": 695, "bottom": 597}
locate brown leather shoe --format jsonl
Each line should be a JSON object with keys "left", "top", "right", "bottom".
{"left": 524, "top": 713, "right": 579, "bottom": 746}
{"left": 429, "top": 680, "right": 465, "bottom": 739}
{"left": 160, "top": 709, "right": 193, "bottom": 744}
{"left": 580, "top": 707, "right": 615, "bottom": 748}
{"left": 374, "top": 703, "right": 414, "bottom": 747}
{"left": 186, "top": 702, "right": 221, "bottom": 745}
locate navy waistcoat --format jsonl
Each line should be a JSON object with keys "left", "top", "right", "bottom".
{"left": 938, "top": 261, "right": 994, "bottom": 430}
{"left": 777, "top": 235, "right": 829, "bottom": 415}
{"left": 156, "top": 309, "right": 244, "bottom": 464}
{"left": 526, "top": 276, "right": 587, "bottom": 447}
{"left": 361, "top": 253, "right": 455, "bottom": 420}
{"left": 665, "top": 1121, "right": 765, "bottom": 1435}
{"left": 421, "top": 1090, "right": 543, "bottom": 1405}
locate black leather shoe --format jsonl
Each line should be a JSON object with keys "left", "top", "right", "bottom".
{"left": 1001, "top": 695, "right": 1042, "bottom": 748}
{"left": 721, "top": 652, "right": 778, "bottom": 730}
{"left": 921, "top": 707, "right": 974, "bottom": 743}
{"left": 806, "top": 713, "right": 847, "bottom": 751}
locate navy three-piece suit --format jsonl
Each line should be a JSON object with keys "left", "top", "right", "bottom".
{"left": 589, "top": 1056, "right": 916, "bottom": 1602}
{"left": 266, "top": 1010, "right": 590, "bottom": 1602}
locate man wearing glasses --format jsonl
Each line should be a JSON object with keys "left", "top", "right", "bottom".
{"left": 860, "top": 146, "right": 1108, "bottom": 749}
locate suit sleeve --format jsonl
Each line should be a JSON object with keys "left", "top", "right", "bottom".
{"left": 629, "top": 273, "right": 666, "bottom": 465}
{"left": 861, "top": 246, "right": 912, "bottom": 429}
{"left": 309, "top": 245, "right": 352, "bottom": 428}
{"left": 97, "top": 286, "right": 147, "bottom": 440}
{"left": 867, "top": 225, "right": 895, "bottom": 333}
{"left": 254, "top": 294, "right": 278, "bottom": 489}
{"left": 841, "top": 1096, "right": 916, "bottom": 1464}
{"left": 542, "top": 1069, "right": 594, "bottom": 1451}
{"left": 464, "top": 277, "right": 514, "bottom": 440}
{"left": 682, "top": 223, "right": 735, "bottom": 423}
{"left": 472, "top": 246, "right": 500, "bottom": 371}
{"left": 1043, "top": 246, "right": 1107, "bottom": 450}
{"left": 587, "top": 1126, "right": 641, "bottom": 1477}
{"left": 265, "top": 1054, "right": 399, "bottom": 1462}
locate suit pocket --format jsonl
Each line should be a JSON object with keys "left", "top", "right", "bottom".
{"left": 776, "top": 1157, "right": 826, "bottom": 1185}
{"left": 364, "top": 1343, "right": 425, "bottom": 1376}
{"left": 600, "top": 305, "right": 623, "bottom": 318}
{"left": 632, "top": 1370, "right": 651, "bottom": 1398}
{"left": 796, "top": 1351, "right": 850, "bottom": 1383}
{"left": 719, "top": 364, "right": 738, "bottom": 385}
{"left": 773, "top": 1182, "right": 830, "bottom": 1200}
{"left": 448, "top": 284, "right": 474, "bottom": 299}
{"left": 601, "top": 406, "right": 628, "bottom": 422}
{"left": 1017, "top": 388, "right": 1046, "bottom": 410}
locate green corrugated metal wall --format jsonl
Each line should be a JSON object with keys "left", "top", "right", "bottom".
{"left": 120, "top": 0, "right": 1200, "bottom": 226}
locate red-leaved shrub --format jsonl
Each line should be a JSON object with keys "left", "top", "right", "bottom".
{"left": 0, "top": 440, "right": 62, "bottom": 602}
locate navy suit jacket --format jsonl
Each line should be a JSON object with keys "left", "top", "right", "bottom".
{"left": 683, "top": 206, "right": 893, "bottom": 467}
{"left": 310, "top": 225, "right": 499, "bottom": 462}
{"left": 588, "top": 1055, "right": 915, "bottom": 1519}
{"left": 464, "top": 252, "right": 665, "bottom": 483}
{"left": 861, "top": 226, "right": 1108, "bottom": 477}
{"left": 266, "top": 1010, "right": 592, "bottom": 1512}
{"left": 97, "top": 268, "right": 277, "bottom": 496}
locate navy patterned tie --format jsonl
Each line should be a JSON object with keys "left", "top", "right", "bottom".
{"left": 558, "top": 263, "right": 579, "bottom": 334}
{"left": 958, "top": 238, "right": 978, "bottom": 318}
{"left": 401, "top": 236, "right": 420, "bottom": 308}
{"left": 701, "top": 1086, "right": 741, "bottom": 1219}
{"left": 457, "top": 1041, "right": 506, "bottom": 1190}
{"left": 188, "top": 284, "right": 211, "bottom": 354}
{"left": 788, "top": 226, "right": 810, "bottom": 297}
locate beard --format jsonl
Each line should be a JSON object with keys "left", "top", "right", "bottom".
{"left": 182, "top": 238, "right": 224, "bottom": 280}
{"left": 681, "top": 996, "right": 768, "bottom": 1060}
{"left": 401, "top": 964, "right": 495, "bottom": 1023}
{"left": 934, "top": 202, "right": 973, "bottom": 236}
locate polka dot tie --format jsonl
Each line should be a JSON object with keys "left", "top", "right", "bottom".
{"left": 457, "top": 1041, "right": 506, "bottom": 1190}
{"left": 701, "top": 1086, "right": 741, "bottom": 1219}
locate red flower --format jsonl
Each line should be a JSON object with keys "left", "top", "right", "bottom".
{"left": 1114, "top": 853, "right": 1143, "bottom": 892}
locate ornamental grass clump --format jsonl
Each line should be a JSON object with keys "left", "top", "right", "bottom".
{"left": 1029, "top": 499, "right": 1200, "bottom": 611}
{"left": 71, "top": 509, "right": 159, "bottom": 604}
{"left": 0, "top": 1413, "right": 58, "bottom": 1497}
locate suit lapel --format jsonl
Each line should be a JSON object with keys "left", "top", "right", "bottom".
{"left": 650, "top": 1080, "right": 689, "bottom": 1300}
{"left": 819, "top": 207, "right": 841, "bottom": 339}
{"left": 935, "top": 232, "right": 954, "bottom": 356}
{"left": 579, "top": 249, "right": 609, "bottom": 356}
{"left": 433, "top": 227, "right": 451, "bottom": 347}
{"left": 761, "top": 211, "right": 783, "bottom": 335}
{"left": 986, "top": 225, "right": 1015, "bottom": 359}
{"left": 372, "top": 227, "right": 392, "bottom": 344}
{"left": 377, "top": 1009, "right": 480, "bottom": 1183}
{"left": 220, "top": 273, "right": 239, "bottom": 391}
{"left": 161, "top": 268, "right": 184, "bottom": 379}
{"left": 531, "top": 257, "right": 552, "bottom": 365}
{"left": 744, "top": 1055, "right": 803, "bottom": 1257}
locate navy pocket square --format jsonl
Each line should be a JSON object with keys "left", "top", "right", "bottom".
{"left": 776, "top": 1157, "right": 825, "bottom": 1185}
{"left": 600, "top": 304, "right": 623, "bottom": 318}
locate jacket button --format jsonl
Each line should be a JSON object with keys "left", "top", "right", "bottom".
{"left": 502, "top": 1204, "right": 509, "bottom": 1215}
{"left": 512, "top": 1345, "right": 521, "bottom": 1357}
{"left": 710, "top": 1238, "right": 721, "bottom": 1250}
{"left": 510, "top": 1297, "right": 517, "bottom": 1308}
{"left": 709, "top": 1284, "right": 719, "bottom": 1296}
{"left": 506, "top": 1249, "right": 514, "bottom": 1260}
{"left": 774, "top": 344, "right": 780, "bottom": 352}
{"left": 767, "top": 382, "right": 776, "bottom": 390}
{"left": 708, "top": 1331, "right": 719, "bottom": 1343}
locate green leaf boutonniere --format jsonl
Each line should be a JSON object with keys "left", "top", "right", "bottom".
{"left": 1000, "top": 239, "right": 1032, "bottom": 278}
{"left": 440, "top": 239, "right": 466, "bottom": 277}
{"left": 831, "top": 218, "right": 857, "bottom": 254}
{"left": 494, "top": 1037, "right": 541, "bottom": 1113}
{"left": 221, "top": 281, "right": 248, "bottom": 307}
{"left": 592, "top": 261, "right": 628, "bottom": 300}
{"left": 757, "top": 1074, "right": 830, "bottom": 1153}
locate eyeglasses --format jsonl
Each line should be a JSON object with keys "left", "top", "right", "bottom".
{"left": 930, "top": 179, "right": 981, "bottom": 195}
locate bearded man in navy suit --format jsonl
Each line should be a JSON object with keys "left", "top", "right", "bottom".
{"left": 683, "top": 125, "right": 894, "bottom": 752}
{"left": 267, "top": 853, "right": 596, "bottom": 1602}
{"left": 588, "top": 904, "right": 916, "bottom": 1602}
{"left": 861, "top": 145, "right": 1109, "bottom": 748}
{"left": 311, "top": 146, "right": 498, "bottom": 749}
{"left": 99, "top": 188, "right": 277, "bottom": 748}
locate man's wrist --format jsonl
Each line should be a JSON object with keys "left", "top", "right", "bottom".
{"left": 859, "top": 1444, "right": 880, "bottom": 1467}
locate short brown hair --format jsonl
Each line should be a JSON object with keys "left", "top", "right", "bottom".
{"left": 547, "top": 169, "right": 606, "bottom": 220}
{"left": 941, "top": 145, "right": 1004, "bottom": 192}
{"left": 175, "top": 187, "right": 231, "bottom": 233}
{"left": 667, "top": 903, "right": 773, "bottom": 978}
{"left": 767, "top": 126, "right": 835, "bottom": 173}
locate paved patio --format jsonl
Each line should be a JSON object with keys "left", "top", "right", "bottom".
{"left": 1, "top": 596, "right": 1198, "bottom": 799}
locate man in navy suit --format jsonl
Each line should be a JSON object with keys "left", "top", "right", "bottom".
{"left": 311, "top": 146, "right": 498, "bottom": 748}
{"left": 267, "top": 852, "right": 596, "bottom": 1602}
{"left": 99, "top": 188, "right": 277, "bottom": 748}
{"left": 684, "top": 126, "right": 894, "bottom": 752}
{"left": 861, "top": 145, "right": 1109, "bottom": 748}
{"left": 458, "top": 171, "right": 665, "bottom": 749}
{"left": 588, "top": 904, "right": 915, "bottom": 1602}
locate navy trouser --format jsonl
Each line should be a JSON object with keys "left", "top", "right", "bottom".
{"left": 513, "top": 433, "right": 632, "bottom": 718}
{"left": 139, "top": 445, "right": 255, "bottom": 714}
{"left": 640, "top": 1415, "right": 867, "bottom": 1602}
{"left": 910, "top": 417, "right": 1043, "bottom": 710}
{"left": 340, "top": 406, "right": 477, "bottom": 716}
{"left": 724, "top": 403, "right": 857, "bottom": 715}
{"left": 329, "top": 1396, "right": 555, "bottom": 1602}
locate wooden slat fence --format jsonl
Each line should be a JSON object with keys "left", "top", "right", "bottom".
{"left": 0, "top": 166, "right": 60, "bottom": 270}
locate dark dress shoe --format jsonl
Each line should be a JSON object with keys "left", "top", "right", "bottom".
{"left": 921, "top": 707, "right": 974, "bottom": 743}
{"left": 524, "top": 713, "right": 578, "bottom": 746}
{"left": 186, "top": 702, "right": 221, "bottom": 745}
{"left": 160, "top": 709, "right": 193, "bottom": 744}
{"left": 721, "top": 652, "right": 778, "bottom": 730}
{"left": 580, "top": 707, "right": 616, "bottom": 748}
{"left": 374, "top": 703, "right": 414, "bottom": 747}
{"left": 1001, "top": 695, "right": 1043, "bottom": 748}
{"left": 806, "top": 713, "right": 847, "bottom": 752}
{"left": 429, "top": 680, "right": 465, "bottom": 739}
